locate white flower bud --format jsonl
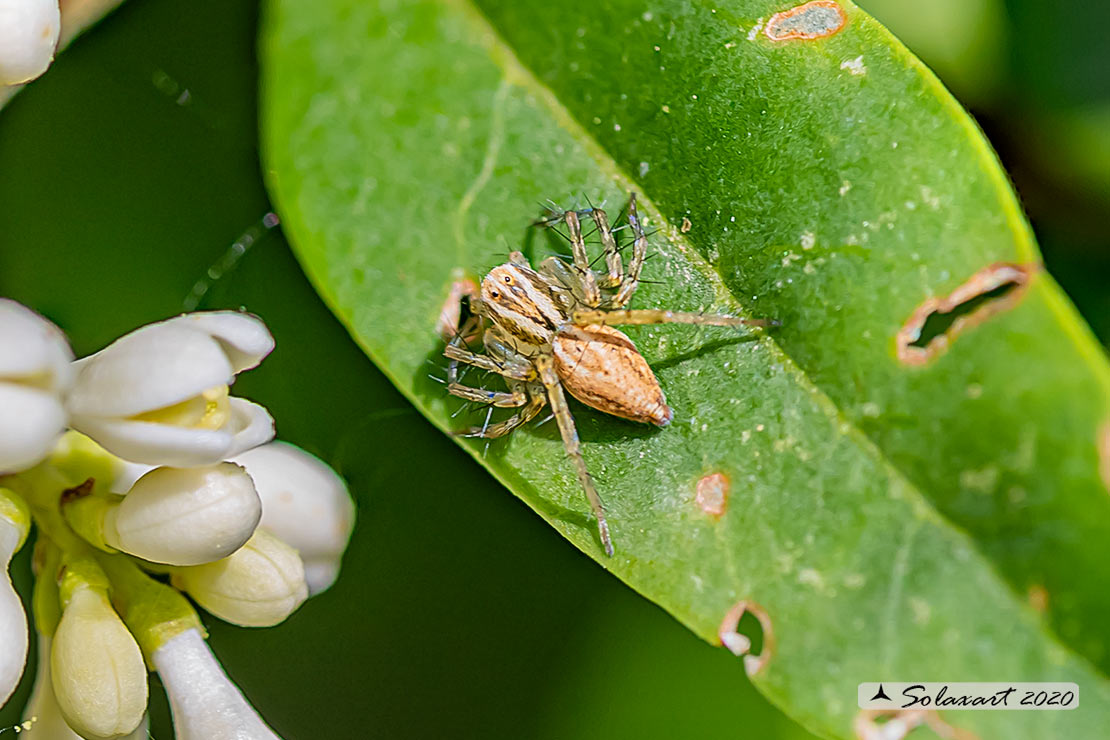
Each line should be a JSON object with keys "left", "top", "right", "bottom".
{"left": 67, "top": 311, "right": 275, "bottom": 467}
{"left": 0, "top": 510, "right": 29, "bottom": 707}
{"left": 51, "top": 585, "right": 147, "bottom": 739}
{"left": 0, "top": 299, "right": 73, "bottom": 473}
{"left": 0, "top": 0, "right": 60, "bottom": 86}
{"left": 171, "top": 530, "right": 306, "bottom": 627}
{"left": 230, "top": 442, "right": 355, "bottom": 594}
{"left": 22, "top": 634, "right": 150, "bottom": 740}
{"left": 102, "top": 464, "right": 262, "bottom": 565}
{"left": 152, "top": 628, "right": 282, "bottom": 740}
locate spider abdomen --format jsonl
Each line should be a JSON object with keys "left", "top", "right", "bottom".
{"left": 552, "top": 324, "right": 673, "bottom": 427}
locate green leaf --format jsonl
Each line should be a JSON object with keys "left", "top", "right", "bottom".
{"left": 260, "top": 0, "right": 1110, "bottom": 736}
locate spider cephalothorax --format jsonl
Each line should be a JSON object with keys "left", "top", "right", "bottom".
{"left": 445, "top": 193, "right": 772, "bottom": 556}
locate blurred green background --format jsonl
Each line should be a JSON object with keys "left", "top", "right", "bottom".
{"left": 0, "top": 1, "right": 1106, "bottom": 738}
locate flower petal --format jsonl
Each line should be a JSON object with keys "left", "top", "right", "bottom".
{"left": 69, "top": 323, "right": 233, "bottom": 418}
{"left": 152, "top": 628, "right": 282, "bottom": 740}
{"left": 0, "top": 299, "right": 73, "bottom": 390}
{"left": 223, "top": 398, "right": 276, "bottom": 457}
{"left": 230, "top": 442, "right": 354, "bottom": 593}
{"left": 0, "top": 0, "right": 60, "bottom": 86}
{"left": 0, "top": 383, "right": 66, "bottom": 473}
{"left": 0, "top": 517, "right": 29, "bottom": 707}
{"left": 302, "top": 558, "right": 341, "bottom": 596}
{"left": 163, "top": 312, "right": 274, "bottom": 374}
{"left": 69, "top": 414, "right": 235, "bottom": 467}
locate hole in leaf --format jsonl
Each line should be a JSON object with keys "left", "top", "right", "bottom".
{"left": 718, "top": 600, "right": 775, "bottom": 676}
{"left": 909, "top": 283, "right": 1016, "bottom": 349}
{"left": 896, "top": 263, "right": 1037, "bottom": 366}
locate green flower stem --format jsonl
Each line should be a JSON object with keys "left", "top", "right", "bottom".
{"left": 31, "top": 538, "right": 62, "bottom": 636}
{"left": 95, "top": 554, "right": 206, "bottom": 666}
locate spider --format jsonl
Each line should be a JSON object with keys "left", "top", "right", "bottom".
{"left": 444, "top": 193, "right": 773, "bottom": 556}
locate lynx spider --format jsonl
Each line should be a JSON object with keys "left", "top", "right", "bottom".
{"left": 445, "top": 193, "right": 772, "bottom": 556}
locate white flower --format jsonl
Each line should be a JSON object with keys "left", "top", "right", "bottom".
{"left": 171, "top": 529, "right": 307, "bottom": 627}
{"left": 0, "top": 497, "right": 30, "bottom": 708}
{"left": 102, "top": 464, "right": 262, "bottom": 565}
{"left": 0, "top": 299, "right": 73, "bottom": 473}
{"left": 0, "top": 0, "right": 60, "bottom": 86}
{"left": 231, "top": 442, "right": 355, "bottom": 594}
{"left": 67, "top": 311, "right": 275, "bottom": 467}
{"left": 21, "top": 634, "right": 152, "bottom": 740}
{"left": 51, "top": 579, "right": 147, "bottom": 739}
{"left": 152, "top": 628, "right": 282, "bottom": 740}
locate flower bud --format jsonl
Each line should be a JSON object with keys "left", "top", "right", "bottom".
{"left": 0, "top": 0, "right": 60, "bottom": 86}
{"left": 51, "top": 559, "right": 147, "bottom": 740}
{"left": 152, "top": 628, "right": 282, "bottom": 740}
{"left": 0, "top": 489, "right": 31, "bottom": 707}
{"left": 0, "top": 299, "right": 73, "bottom": 473}
{"left": 68, "top": 464, "right": 262, "bottom": 566}
{"left": 231, "top": 442, "right": 355, "bottom": 594}
{"left": 171, "top": 530, "right": 307, "bottom": 627}
{"left": 67, "top": 311, "right": 275, "bottom": 467}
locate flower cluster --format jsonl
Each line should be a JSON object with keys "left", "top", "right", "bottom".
{"left": 0, "top": 299, "right": 356, "bottom": 739}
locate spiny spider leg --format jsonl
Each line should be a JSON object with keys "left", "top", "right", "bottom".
{"left": 535, "top": 355, "right": 614, "bottom": 556}
{"left": 589, "top": 207, "right": 623, "bottom": 288}
{"left": 572, "top": 308, "right": 779, "bottom": 329}
{"left": 446, "top": 384, "right": 528, "bottom": 407}
{"left": 611, "top": 193, "right": 649, "bottom": 308}
{"left": 444, "top": 343, "right": 532, "bottom": 380}
{"left": 459, "top": 391, "right": 546, "bottom": 439}
{"left": 562, "top": 210, "right": 602, "bottom": 307}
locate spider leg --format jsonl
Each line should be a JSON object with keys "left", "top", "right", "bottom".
{"left": 445, "top": 343, "right": 533, "bottom": 380}
{"left": 572, "top": 308, "right": 779, "bottom": 329}
{"left": 458, "top": 390, "right": 546, "bottom": 438}
{"left": 589, "top": 206, "right": 623, "bottom": 289}
{"left": 535, "top": 355, "right": 614, "bottom": 557}
{"left": 447, "top": 383, "right": 528, "bottom": 407}
{"left": 612, "top": 192, "right": 649, "bottom": 308}
{"left": 562, "top": 210, "right": 602, "bottom": 306}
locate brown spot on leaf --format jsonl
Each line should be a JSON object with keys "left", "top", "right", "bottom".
{"left": 854, "top": 709, "right": 978, "bottom": 740}
{"left": 680, "top": 217, "right": 692, "bottom": 233}
{"left": 718, "top": 600, "right": 775, "bottom": 676}
{"left": 1027, "top": 584, "right": 1049, "bottom": 613}
{"left": 696, "top": 472, "right": 730, "bottom": 517}
{"left": 765, "top": 1, "right": 847, "bottom": 41}
{"left": 436, "top": 272, "right": 479, "bottom": 342}
{"left": 896, "top": 262, "right": 1038, "bottom": 366}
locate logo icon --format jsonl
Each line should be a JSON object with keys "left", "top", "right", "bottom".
{"left": 870, "top": 684, "right": 892, "bottom": 702}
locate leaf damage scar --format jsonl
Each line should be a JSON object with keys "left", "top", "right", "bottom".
{"left": 896, "top": 262, "right": 1039, "bottom": 366}
{"left": 718, "top": 600, "right": 774, "bottom": 676}
{"left": 695, "top": 472, "right": 729, "bottom": 517}
{"left": 765, "top": 1, "right": 847, "bottom": 42}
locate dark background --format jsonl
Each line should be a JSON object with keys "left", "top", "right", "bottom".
{"left": 0, "top": 1, "right": 1106, "bottom": 738}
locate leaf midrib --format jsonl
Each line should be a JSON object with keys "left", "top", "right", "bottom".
{"left": 447, "top": 0, "right": 1110, "bottom": 682}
